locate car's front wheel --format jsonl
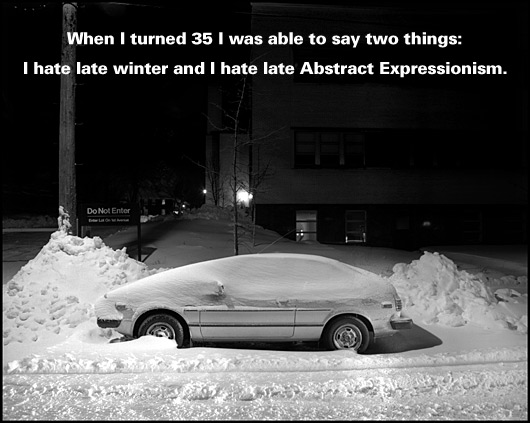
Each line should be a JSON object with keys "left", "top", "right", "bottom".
{"left": 322, "top": 316, "right": 370, "bottom": 352}
{"left": 138, "top": 314, "right": 184, "bottom": 347}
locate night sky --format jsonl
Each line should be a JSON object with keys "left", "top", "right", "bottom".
{"left": 2, "top": 1, "right": 250, "bottom": 213}
{"left": 2, "top": 1, "right": 528, "bottom": 215}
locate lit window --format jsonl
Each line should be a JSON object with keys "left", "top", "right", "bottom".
{"left": 345, "top": 210, "right": 367, "bottom": 243}
{"left": 296, "top": 210, "right": 317, "bottom": 242}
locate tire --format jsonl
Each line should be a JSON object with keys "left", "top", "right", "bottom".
{"left": 322, "top": 316, "right": 370, "bottom": 352}
{"left": 138, "top": 314, "right": 185, "bottom": 347}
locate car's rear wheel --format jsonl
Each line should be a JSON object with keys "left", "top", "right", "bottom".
{"left": 323, "top": 316, "right": 370, "bottom": 352}
{"left": 138, "top": 314, "right": 184, "bottom": 347}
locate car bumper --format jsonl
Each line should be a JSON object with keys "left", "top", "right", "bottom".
{"left": 390, "top": 317, "right": 413, "bottom": 330}
{"left": 97, "top": 318, "right": 122, "bottom": 329}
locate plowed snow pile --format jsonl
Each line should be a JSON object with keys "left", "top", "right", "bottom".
{"left": 3, "top": 229, "right": 164, "bottom": 348}
{"left": 2, "top": 213, "right": 526, "bottom": 367}
{"left": 389, "top": 252, "right": 527, "bottom": 333}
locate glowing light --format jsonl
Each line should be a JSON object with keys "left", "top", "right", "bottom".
{"left": 236, "top": 190, "right": 252, "bottom": 206}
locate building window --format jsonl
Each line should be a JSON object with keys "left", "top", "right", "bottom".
{"left": 294, "top": 132, "right": 317, "bottom": 166}
{"left": 296, "top": 210, "right": 317, "bottom": 242}
{"left": 345, "top": 210, "right": 367, "bottom": 243}
{"left": 320, "top": 132, "right": 341, "bottom": 166}
{"left": 294, "top": 130, "right": 366, "bottom": 168}
{"left": 294, "top": 129, "right": 524, "bottom": 170}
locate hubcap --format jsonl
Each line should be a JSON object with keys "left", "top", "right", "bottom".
{"left": 146, "top": 323, "right": 175, "bottom": 339}
{"left": 334, "top": 325, "right": 361, "bottom": 349}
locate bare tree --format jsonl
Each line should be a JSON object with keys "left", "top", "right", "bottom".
{"left": 248, "top": 142, "right": 273, "bottom": 245}
{"left": 227, "top": 76, "right": 248, "bottom": 255}
{"left": 204, "top": 156, "right": 223, "bottom": 206}
{"left": 204, "top": 76, "right": 281, "bottom": 255}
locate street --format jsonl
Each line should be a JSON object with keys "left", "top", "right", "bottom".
{"left": 3, "top": 361, "right": 526, "bottom": 419}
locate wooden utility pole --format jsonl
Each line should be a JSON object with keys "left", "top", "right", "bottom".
{"left": 58, "top": 2, "right": 77, "bottom": 234}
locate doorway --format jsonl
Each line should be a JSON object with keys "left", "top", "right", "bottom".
{"left": 296, "top": 210, "right": 317, "bottom": 242}
{"left": 345, "top": 210, "right": 367, "bottom": 243}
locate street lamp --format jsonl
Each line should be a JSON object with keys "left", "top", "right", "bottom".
{"left": 202, "top": 189, "right": 207, "bottom": 204}
{"left": 236, "top": 190, "right": 254, "bottom": 208}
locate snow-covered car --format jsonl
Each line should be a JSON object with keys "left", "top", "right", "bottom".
{"left": 95, "top": 253, "right": 412, "bottom": 352}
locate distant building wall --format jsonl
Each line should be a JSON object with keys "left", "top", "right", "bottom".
{"left": 250, "top": 4, "right": 526, "bottom": 207}
{"left": 207, "top": 3, "right": 528, "bottom": 248}
{"left": 256, "top": 204, "right": 528, "bottom": 248}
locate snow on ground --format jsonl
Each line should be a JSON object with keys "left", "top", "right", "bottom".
{"left": 2, "top": 207, "right": 527, "bottom": 419}
{"left": 3, "top": 225, "right": 166, "bottom": 362}
{"left": 390, "top": 251, "right": 527, "bottom": 332}
{"left": 4, "top": 360, "right": 526, "bottom": 420}
{"left": 2, "top": 206, "right": 527, "bottom": 373}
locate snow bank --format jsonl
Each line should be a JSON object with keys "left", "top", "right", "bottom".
{"left": 3, "top": 229, "right": 165, "bottom": 348}
{"left": 389, "top": 252, "right": 527, "bottom": 333}
{"left": 3, "top": 211, "right": 526, "bottom": 375}
{"left": 5, "top": 341, "right": 527, "bottom": 375}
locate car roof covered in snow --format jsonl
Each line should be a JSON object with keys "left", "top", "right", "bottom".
{"left": 102, "top": 253, "right": 392, "bottom": 306}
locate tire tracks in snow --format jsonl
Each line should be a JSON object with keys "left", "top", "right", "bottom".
{"left": 3, "top": 362, "right": 527, "bottom": 420}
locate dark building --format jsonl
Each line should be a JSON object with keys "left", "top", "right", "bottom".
{"left": 206, "top": 2, "right": 528, "bottom": 249}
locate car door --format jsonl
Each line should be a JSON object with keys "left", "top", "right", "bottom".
{"left": 199, "top": 300, "right": 296, "bottom": 340}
